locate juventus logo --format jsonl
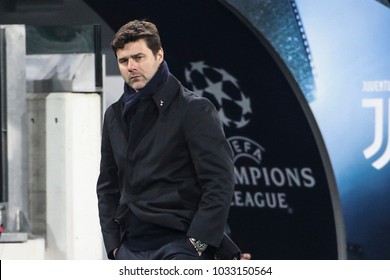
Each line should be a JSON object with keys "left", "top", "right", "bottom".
{"left": 362, "top": 98, "right": 390, "bottom": 170}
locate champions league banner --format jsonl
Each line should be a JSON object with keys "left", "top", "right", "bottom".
{"left": 85, "top": 0, "right": 345, "bottom": 259}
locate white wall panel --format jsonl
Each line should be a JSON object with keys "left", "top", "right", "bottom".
{"left": 45, "top": 92, "right": 103, "bottom": 260}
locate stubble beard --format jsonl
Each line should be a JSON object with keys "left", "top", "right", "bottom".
{"left": 127, "top": 74, "right": 146, "bottom": 91}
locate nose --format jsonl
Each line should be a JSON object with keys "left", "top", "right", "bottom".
{"left": 127, "top": 59, "right": 136, "bottom": 71}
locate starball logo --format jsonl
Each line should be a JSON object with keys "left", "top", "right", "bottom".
{"left": 185, "top": 62, "right": 316, "bottom": 213}
{"left": 184, "top": 61, "right": 252, "bottom": 129}
{"left": 362, "top": 80, "right": 390, "bottom": 170}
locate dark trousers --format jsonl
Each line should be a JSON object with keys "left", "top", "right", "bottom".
{"left": 115, "top": 237, "right": 214, "bottom": 260}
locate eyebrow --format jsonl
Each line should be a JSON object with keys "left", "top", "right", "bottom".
{"left": 118, "top": 53, "right": 144, "bottom": 60}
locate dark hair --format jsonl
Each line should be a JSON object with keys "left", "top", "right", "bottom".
{"left": 111, "top": 20, "right": 162, "bottom": 56}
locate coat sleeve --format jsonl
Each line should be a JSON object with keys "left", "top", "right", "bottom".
{"left": 184, "top": 97, "right": 235, "bottom": 248}
{"left": 96, "top": 109, "right": 121, "bottom": 259}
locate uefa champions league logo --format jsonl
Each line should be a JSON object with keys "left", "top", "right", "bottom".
{"left": 362, "top": 98, "right": 390, "bottom": 170}
{"left": 184, "top": 61, "right": 316, "bottom": 212}
{"left": 184, "top": 61, "right": 252, "bottom": 129}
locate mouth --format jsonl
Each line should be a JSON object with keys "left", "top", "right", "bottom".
{"left": 129, "top": 74, "right": 142, "bottom": 80}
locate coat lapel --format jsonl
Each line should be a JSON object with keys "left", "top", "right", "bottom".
{"left": 112, "top": 101, "right": 129, "bottom": 140}
{"left": 128, "top": 98, "right": 159, "bottom": 158}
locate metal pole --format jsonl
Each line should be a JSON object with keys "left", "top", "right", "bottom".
{"left": 0, "top": 27, "right": 8, "bottom": 204}
{"left": 94, "top": 24, "right": 102, "bottom": 90}
{"left": 0, "top": 27, "right": 9, "bottom": 234}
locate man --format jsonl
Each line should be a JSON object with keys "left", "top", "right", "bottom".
{"left": 97, "top": 20, "right": 235, "bottom": 260}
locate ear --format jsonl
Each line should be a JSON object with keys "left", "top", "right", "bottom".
{"left": 157, "top": 48, "right": 164, "bottom": 63}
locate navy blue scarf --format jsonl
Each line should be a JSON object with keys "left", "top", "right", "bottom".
{"left": 122, "top": 60, "right": 169, "bottom": 119}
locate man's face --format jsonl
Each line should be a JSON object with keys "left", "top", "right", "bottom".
{"left": 116, "top": 39, "right": 163, "bottom": 91}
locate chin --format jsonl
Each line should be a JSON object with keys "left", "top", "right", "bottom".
{"left": 132, "top": 83, "right": 145, "bottom": 90}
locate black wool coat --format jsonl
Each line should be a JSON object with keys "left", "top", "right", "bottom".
{"left": 97, "top": 74, "right": 235, "bottom": 258}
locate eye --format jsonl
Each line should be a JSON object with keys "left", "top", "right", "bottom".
{"left": 118, "top": 58, "right": 127, "bottom": 65}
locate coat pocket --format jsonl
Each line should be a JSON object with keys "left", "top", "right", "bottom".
{"left": 113, "top": 203, "right": 131, "bottom": 226}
